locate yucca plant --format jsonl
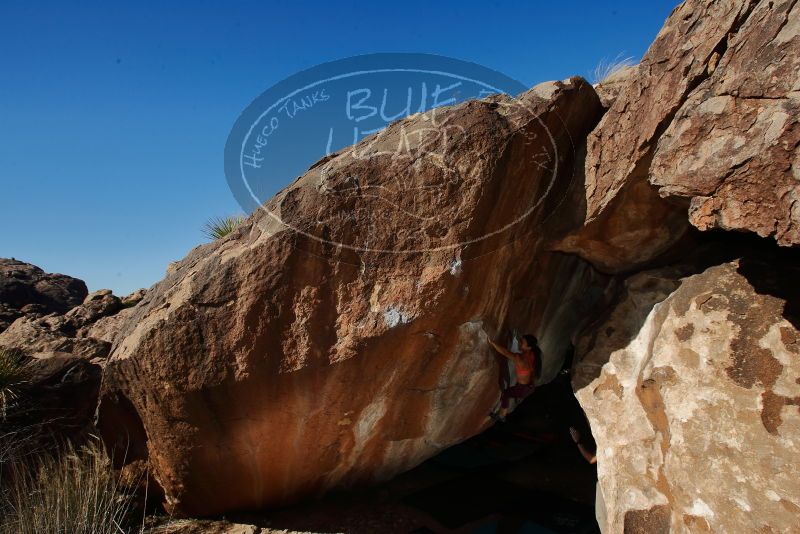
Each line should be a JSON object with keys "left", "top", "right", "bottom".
{"left": 0, "top": 348, "right": 29, "bottom": 420}
{"left": 591, "top": 54, "right": 636, "bottom": 84}
{"left": 202, "top": 215, "right": 245, "bottom": 241}
{"left": 0, "top": 439, "right": 138, "bottom": 534}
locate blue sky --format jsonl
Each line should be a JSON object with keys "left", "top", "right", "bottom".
{"left": 0, "top": 1, "right": 678, "bottom": 295}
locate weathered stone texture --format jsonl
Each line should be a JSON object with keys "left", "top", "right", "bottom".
{"left": 575, "top": 259, "right": 800, "bottom": 534}
{"left": 98, "top": 78, "right": 608, "bottom": 516}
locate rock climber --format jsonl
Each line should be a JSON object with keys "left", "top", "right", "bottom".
{"left": 487, "top": 333, "right": 541, "bottom": 422}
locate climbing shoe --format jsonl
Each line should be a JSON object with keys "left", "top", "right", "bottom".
{"left": 488, "top": 411, "right": 506, "bottom": 424}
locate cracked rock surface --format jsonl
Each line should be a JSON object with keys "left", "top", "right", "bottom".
{"left": 557, "top": 0, "right": 800, "bottom": 272}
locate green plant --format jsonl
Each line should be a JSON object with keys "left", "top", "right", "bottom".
{"left": 0, "top": 439, "right": 138, "bottom": 534}
{"left": 591, "top": 54, "right": 636, "bottom": 84}
{"left": 202, "top": 215, "right": 245, "bottom": 240}
{"left": 0, "top": 348, "right": 29, "bottom": 419}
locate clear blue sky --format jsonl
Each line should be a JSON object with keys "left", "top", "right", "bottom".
{"left": 0, "top": 1, "right": 678, "bottom": 295}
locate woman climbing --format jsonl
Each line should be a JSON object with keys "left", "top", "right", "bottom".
{"left": 487, "top": 334, "right": 541, "bottom": 423}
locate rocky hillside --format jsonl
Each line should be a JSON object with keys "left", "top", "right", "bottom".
{"left": 0, "top": 261, "right": 146, "bottom": 447}
{"left": 1, "top": 0, "right": 797, "bottom": 532}
{"left": 0, "top": 258, "right": 88, "bottom": 332}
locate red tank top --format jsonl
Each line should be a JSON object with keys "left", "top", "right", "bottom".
{"left": 516, "top": 350, "right": 536, "bottom": 382}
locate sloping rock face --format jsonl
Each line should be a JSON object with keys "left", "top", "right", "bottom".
{"left": 575, "top": 259, "right": 800, "bottom": 533}
{"left": 98, "top": 78, "right": 608, "bottom": 516}
{"left": 556, "top": 0, "right": 800, "bottom": 272}
{"left": 0, "top": 258, "right": 88, "bottom": 331}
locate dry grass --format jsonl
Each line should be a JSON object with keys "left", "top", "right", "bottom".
{"left": 0, "top": 349, "right": 142, "bottom": 533}
{"left": 591, "top": 54, "right": 637, "bottom": 84}
{"left": 0, "top": 439, "right": 139, "bottom": 534}
{"left": 0, "top": 348, "right": 29, "bottom": 420}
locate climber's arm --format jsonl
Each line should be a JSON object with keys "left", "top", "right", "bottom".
{"left": 488, "top": 338, "right": 517, "bottom": 360}
{"left": 577, "top": 442, "right": 597, "bottom": 464}
{"left": 570, "top": 427, "right": 597, "bottom": 464}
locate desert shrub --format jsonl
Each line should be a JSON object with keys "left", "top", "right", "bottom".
{"left": 203, "top": 215, "right": 245, "bottom": 240}
{"left": 591, "top": 54, "right": 636, "bottom": 84}
{"left": 0, "top": 349, "right": 142, "bottom": 533}
{"left": 0, "top": 439, "right": 139, "bottom": 534}
{"left": 0, "top": 347, "right": 29, "bottom": 420}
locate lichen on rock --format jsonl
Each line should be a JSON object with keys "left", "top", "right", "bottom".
{"left": 574, "top": 259, "right": 800, "bottom": 533}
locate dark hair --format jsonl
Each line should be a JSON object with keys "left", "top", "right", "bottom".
{"left": 522, "top": 334, "right": 542, "bottom": 379}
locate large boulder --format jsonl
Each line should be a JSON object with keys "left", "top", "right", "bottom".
{"left": 574, "top": 259, "right": 800, "bottom": 533}
{"left": 651, "top": 0, "right": 800, "bottom": 245}
{"left": 556, "top": 0, "right": 799, "bottom": 272}
{"left": 0, "top": 258, "right": 88, "bottom": 331}
{"left": 98, "top": 78, "right": 608, "bottom": 516}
